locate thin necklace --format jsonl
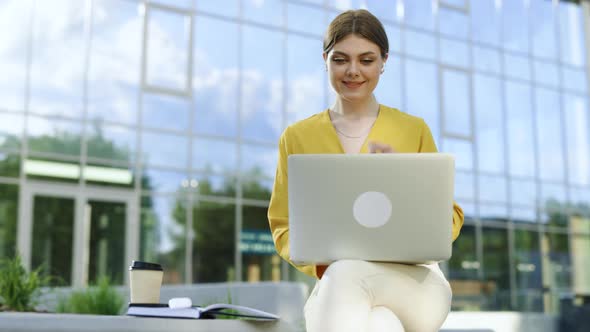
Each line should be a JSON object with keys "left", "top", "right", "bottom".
{"left": 333, "top": 123, "right": 373, "bottom": 139}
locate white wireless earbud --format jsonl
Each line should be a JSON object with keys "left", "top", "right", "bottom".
{"left": 168, "top": 297, "right": 192, "bottom": 309}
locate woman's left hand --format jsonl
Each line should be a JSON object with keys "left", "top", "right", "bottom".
{"left": 368, "top": 141, "right": 396, "bottom": 153}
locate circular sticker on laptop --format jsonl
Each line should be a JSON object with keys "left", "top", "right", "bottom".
{"left": 353, "top": 191, "right": 392, "bottom": 228}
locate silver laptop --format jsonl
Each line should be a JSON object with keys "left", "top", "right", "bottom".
{"left": 288, "top": 153, "right": 454, "bottom": 265}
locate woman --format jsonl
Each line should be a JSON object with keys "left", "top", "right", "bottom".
{"left": 268, "top": 9, "right": 464, "bottom": 332}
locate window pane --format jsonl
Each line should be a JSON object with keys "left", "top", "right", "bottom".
{"left": 533, "top": 60, "right": 559, "bottom": 88}
{"left": 440, "top": 38, "right": 469, "bottom": 68}
{"left": 27, "top": 116, "right": 82, "bottom": 157}
{"left": 241, "top": 144, "right": 277, "bottom": 179}
{"left": 242, "top": 177, "right": 273, "bottom": 201}
{"left": 0, "top": 0, "right": 31, "bottom": 111}
{"left": 194, "top": 17, "right": 239, "bottom": 138}
{"left": 474, "top": 75, "right": 504, "bottom": 173}
{"left": 192, "top": 200, "right": 236, "bottom": 282}
{"left": 455, "top": 171, "right": 475, "bottom": 201}
{"left": 504, "top": 53, "right": 531, "bottom": 81}
{"left": 0, "top": 113, "right": 23, "bottom": 151}
{"left": 531, "top": 0, "right": 558, "bottom": 60}
{"left": 243, "top": 0, "right": 282, "bottom": 27}
{"left": 241, "top": 205, "right": 276, "bottom": 282}
{"left": 563, "top": 95, "right": 590, "bottom": 186}
{"left": 473, "top": 45, "right": 501, "bottom": 74}
{"left": 535, "top": 88, "right": 564, "bottom": 182}
{"left": 405, "top": 59, "right": 439, "bottom": 139}
{"left": 366, "top": 0, "right": 401, "bottom": 24}
{"left": 442, "top": 138, "right": 472, "bottom": 170}
{"left": 571, "top": 219, "right": 590, "bottom": 295}
{"left": 194, "top": 174, "right": 237, "bottom": 198}
{"left": 0, "top": 184, "right": 18, "bottom": 259}
{"left": 287, "top": 2, "right": 324, "bottom": 36}
{"left": 442, "top": 69, "right": 471, "bottom": 137}
{"left": 142, "top": 167, "right": 188, "bottom": 193}
{"left": 505, "top": 81, "right": 535, "bottom": 177}
{"left": 192, "top": 139, "right": 237, "bottom": 174}
{"left": 403, "top": 0, "right": 434, "bottom": 30}
{"left": 471, "top": 0, "right": 500, "bottom": 46}
{"left": 559, "top": 2, "right": 586, "bottom": 67}
{"left": 438, "top": 7, "right": 468, "bottom": 39}
{"left": 480, "top": 204, "right": 508, "bottom": 222}
{"left": 510, "top": 178, "right": 537, "bottom": 208}
{"left": 448, "top": 224, "right": 481, "bottom": 310}
{"left": 86, "top": 123, "right": 135, "bottom": 164}
{"left": 511, "top": 207, "right": 536, "bottom": 224}
{"left": 32, "top": 195, "right": 75, "bottom": 285}
{"left": 195, "top": 0, "right": 238, "bottom": 17}
{"left": 141, "top": 131, "right": 188, "bottom": 169}
{"left": 541, "top": 231, "right": 571, "bottom": 313}
{"left": 143, "top": 93, "right": 190, "bottom": 132}
{"left": 502, "top": 0, "right": 529, "bottom": 53}
{"left": 479, "top": 175, "right": 507, "bottom": 204}
{"left": 29, "top": 0, "right": 87, "bottom": 118}
{"left": 482, "top": 227, "right": 511, "bottom": 310}
{"left": 540, "top": 183, "right": 567, "bottom": 222}
{"left": 287, "top": 35, "right": 325, "bottom": 125}
{"left": 385, "top": 24, "right": 402, "bottom": 54}
{"left": 562, "top": 67, "right": 587, "bottom": 94}
{"left": 241, "top": 26, "right": 283, "bottom": 143}
{"left": 141, "top": 194, "right": 186, "bottom": 284}
{"left": 404, "top": 30, "right": 436, "bottom": 60}
{"left": 146, "top": 8, "right": 190, "bottom": 91}
{"left": 88, "top": 0, "right": 140, "bottom": 125}
{"left": 328, "top": 0, "right": 364, "bottom": 11}
{"left": 514, "top": 229, "right": 543, "bottom": 312}
{"left": 0, "top": 153, "right": 20, "bottom": 178}
{"left": 374, "top": 56, "right": 402, "bottom": 111}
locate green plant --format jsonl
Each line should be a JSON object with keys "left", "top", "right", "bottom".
{"left": 56, "top": 277, "right": 124, "bottom": 315}
{"left": 0, "top": 254, "right": 49, "bottom": 311}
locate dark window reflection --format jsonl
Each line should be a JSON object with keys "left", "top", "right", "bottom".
{"left": 482, "top": 227, "right": 511, "bottom": 310}
{"left": 514, "top": 228, "right": 543, "bottom": 311}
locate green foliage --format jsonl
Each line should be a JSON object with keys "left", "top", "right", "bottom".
{"left": 56, "top": 277, "right": 124, "bottom": 315}
{"left": 0, "top": 254, "right": 49, "bottom": 312}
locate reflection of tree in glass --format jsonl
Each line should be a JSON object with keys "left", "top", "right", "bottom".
{"left": 164, "top": 167, "right": 272, "bottom": 283}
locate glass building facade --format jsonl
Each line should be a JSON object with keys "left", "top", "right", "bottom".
{"left": 0, "top": 0, "right": 589, "bottom": 314}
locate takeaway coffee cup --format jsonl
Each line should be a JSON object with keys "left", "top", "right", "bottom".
{"left": 129, "top": 261, "right": 163, "bottom": 304}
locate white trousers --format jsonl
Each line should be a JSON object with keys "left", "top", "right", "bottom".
{"left": 304, "top": 260, "right": 452, "bottom": 332}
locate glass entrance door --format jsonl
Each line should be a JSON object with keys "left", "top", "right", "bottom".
{"left": 18, "top": 181, "right": 138, "bottom": 287}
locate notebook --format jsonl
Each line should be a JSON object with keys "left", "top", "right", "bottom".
{"left": 288, "top": 153, "right": 455, "bottom": 265}
{"left": 127, "top": 303, "right": 279, "bottom": 320}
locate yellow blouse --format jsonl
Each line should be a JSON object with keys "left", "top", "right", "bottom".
{"left": 267, "top": 105, "right": 464, "bottom": 278}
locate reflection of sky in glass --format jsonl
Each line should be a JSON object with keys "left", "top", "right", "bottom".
{"left": 479, "top": 204, "right": 508, "bottom": 221}
{"left": 193, "top": 16, "right": 238, "bottom": 138}
{"left": 569, "top": 188, "right": 590, "bottom": 206}
{"left": 195, "top": 0, "right": 238, "bottom": 17}
{"left": 471, "top": 0, "right": 500, "bottom": 46}
{"left": 29, "top": 0, "right": 86, "bottom": 118}
{"left": 150, "top": 194, "right": 185, "bottom": 253}
{"left": 192, "top": 139, "right": 237, "bottom": 174}
{"left": 531, "top": 1, "right": 557, "bottom": 60}
{"left": 374, "top": 56, "right": 402, "bottom": 110}
{"left": 559, "top": 3, "right": 586, "bottom": 67}
{"left": 142, "top": 168, "right": 187, "bottom": 193}
{"left": 535, "top": 88, "right": 564, "bottom": 182}
{"left": 442, "top": 69, "right": 471, "bottom": 137}
{"left": 405, "top": 59, "right": 439, "bottom": 139}
{"left": 455, "top": 171, "right": 475, "bottom": 201}
{"left": 0, "top": 0, "right": 30, "bottom": 111}
{"left": 440, "top": 38, "right": 469, "bottom": 68}
{"left": 502, "top": 0, "right": 529, "bottom": 53}
{"left": 438, "top": 7, "right": 468, "bottom": 40}
{"left": 473, "top": 46, "right": 501, "bottom": 74}
{"left": 365, "top": 0, "right": 400, "bottom": 24}
{"left": 0, "top": 113, "right": 24, "bottom": 149}
{"left": 146, "top": 8, "right": 190, "bottom": 90}
{"left": 510, "top": 179, "right": 537, "bottom": 207}
{"left": 540, "top": 183, "right": 566, "bottom": 206}
{"left": 533, "top": 60, "right": 559, "bottom": 88}
{"left": 241, "top": 26, "right": 283, "bottom": 143}
{"left": 562, "top": 67, "right": 587, "bottom": 94}
{"left": 504, "top": 54, "right": 531, "bottom": 81}
{"left": 243, "top": 0, "right": 283, "bottom": 27}
{"left": 241, "top": 144, "right": 277, "bottom": 179}
{"left": 384, "top": 24, "right": 402, "bottom": 54}
{"left": 195, "top": 174, "right": 234, "bottom": 196}
{"left": 511, "top": 207, "right": 536, "bottom": 223}
{"left": 403, "top": 0, "right": 434, "bottom": 31}
{"left": 564, "top": 96, "right": 589, "bottom": 186}
{"left": 143, "top": 93, "right": 190, "bottom": 132}
{"left": 505, "top": 81, "right": 535, "bottom": 177}
{"left": 404, "top": 30, "right": 435, "bottom": 60}
{"left": 87, "top": 0, "right": 140, "bottom": 125}
{"left": 141, "top": 131, "right": 188, "bottom": 169}
{"left": 442, "top": 138, "right": 472, "bottom": 170}
{"left": 478, "top": 175, "right": 507, "bottom": 203}
{"left": 287, "top": 34, "right": 325, "bottom": 124}
{"left": 474, "top": 74, "right": 504, "bottom": 174}
{"left": 287, "top": 2, "right": 325, "bottom": 36}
